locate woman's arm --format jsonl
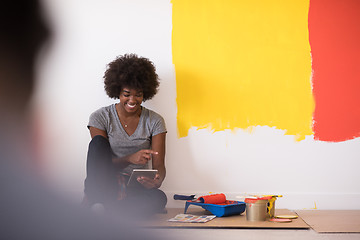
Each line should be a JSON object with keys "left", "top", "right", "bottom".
{"left": 89, "top": 126, "right": 107, "bottom": 139}
{"left": 138, "top": 132, "right": 166, "bottom": 189}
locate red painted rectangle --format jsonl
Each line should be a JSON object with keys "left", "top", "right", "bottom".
{"left": 309, "top": 0, "right": 360, "bottom": 142}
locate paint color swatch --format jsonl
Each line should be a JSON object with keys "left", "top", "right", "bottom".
{"left": 172, "top": 0, "right": 314, "bottom": 140}
{"left": 309, "top": 0, "right": 360, "bottom": 142}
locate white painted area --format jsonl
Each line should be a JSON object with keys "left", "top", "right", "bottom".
{"left": 33, "top": 0, "right": 360, "bottom": 210}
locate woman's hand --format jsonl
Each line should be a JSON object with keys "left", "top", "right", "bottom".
{"left": 137, "top": 174, "right": 161, "bottom": 189}
{"left": 127, "top": 149, "right": 158, "bottom": 165}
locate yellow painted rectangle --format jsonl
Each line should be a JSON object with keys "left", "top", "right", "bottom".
{"left": 172, "top": 0, "right": 314, "bottom": 140}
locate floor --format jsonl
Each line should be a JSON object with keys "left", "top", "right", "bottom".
{"left": 150, "top": 228, "right": 360, "bottom": 240}
{"left": 141, "top": 209, "right": 360, "bottom": 240}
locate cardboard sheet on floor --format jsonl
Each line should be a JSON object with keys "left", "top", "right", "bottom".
{"left": 142, "top": 208, "right": 309, "bottom": 229}
{"left": 296, "top": 210, "right": 360, "bottom": 233}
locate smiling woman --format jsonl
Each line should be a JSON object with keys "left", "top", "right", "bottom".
{"left": 83, "top": 54, "right": 167, "bottom": 216}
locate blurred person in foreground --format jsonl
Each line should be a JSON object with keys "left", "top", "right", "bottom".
{"left": 0, "top": 1, "right": 162, "bottom": 239}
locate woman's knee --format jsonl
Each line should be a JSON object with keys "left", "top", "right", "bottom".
{"left": 86, "top": 135, "right": 112, "bottom": 169}
{"left": 89, "top": 135, "right": 110, "bottom": 149}
{"left": 87, "top": 135, "right": 112, "bottom": 158}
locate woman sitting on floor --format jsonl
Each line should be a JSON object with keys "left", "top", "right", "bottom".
{"left": 83, "top": 54, "right": 167, "bottom": 216}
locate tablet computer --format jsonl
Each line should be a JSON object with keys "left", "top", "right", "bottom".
{"left": 127, "top": 169, "right": 158, "bottom": 187}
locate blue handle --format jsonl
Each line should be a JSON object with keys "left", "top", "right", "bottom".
{"left": 173, "top": 194, "right": 196, "bottom": 200}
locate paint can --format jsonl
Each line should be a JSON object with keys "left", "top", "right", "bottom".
{"left": 245, "top": 197, "right": 272, "bottom": 221}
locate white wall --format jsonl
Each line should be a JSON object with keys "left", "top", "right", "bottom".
{"left": 34, "top": 0, "right": 360, "bottom": 210}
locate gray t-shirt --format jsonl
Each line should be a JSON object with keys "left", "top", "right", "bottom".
{"left": 88, "top": 104, "right": 167, "bottom": 174}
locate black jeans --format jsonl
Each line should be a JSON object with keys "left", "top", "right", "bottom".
{"left": 84, "top": 135, "right": 167, "bottom": 214}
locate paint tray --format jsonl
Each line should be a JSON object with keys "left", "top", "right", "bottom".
{"left": 184, "top": 200, "right": 246, "bottom": 217}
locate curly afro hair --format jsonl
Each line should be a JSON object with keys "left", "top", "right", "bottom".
{"left": 104, "top": 54, "right": 159, "bottom": 101}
